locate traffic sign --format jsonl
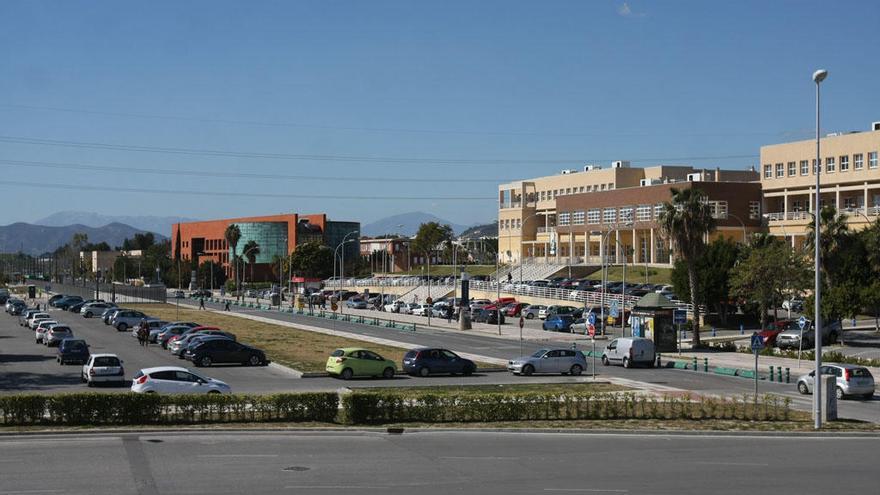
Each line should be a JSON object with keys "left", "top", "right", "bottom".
{"left": 750, "top": 332, "right": 765, "bottom": 351}
{"left": 587, "top": 312, "right": 596, "bottom": 326}
{"left": 518, "top": 316, "right": 524, "bottom": 329}
{"left": 798, "top": 316, "right": 807, "bottom": 330}
{"left": 588, "top": 323, "right": 596, "bottom": 337}
{"left": 609, "top": 300, "right": 619, "bottom": 318}
{"left": 673, "top": 309, "right": 687, "bottom": 325}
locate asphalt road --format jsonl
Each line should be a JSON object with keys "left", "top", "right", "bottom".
{"left": 0, "top": 430, "right": 876, "bottom": 495}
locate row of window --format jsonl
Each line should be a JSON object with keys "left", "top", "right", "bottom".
{"left": 538, "top": 183, "right": 616, "bottom": 202}
{"left": 764, "top": 152, "right": 878, "bottom": 179}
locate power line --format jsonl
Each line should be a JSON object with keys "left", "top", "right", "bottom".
{"left": 0, "top": 179, "right": 495, "bottom": 201}
{"left": 0, "top": 102, "right": 807, "bottom": 138}
{"left": 0, "top": 158, "right": 505, "bottom": 183}
{"left": 0, "top": 134, "right": 758, "bottom": 165}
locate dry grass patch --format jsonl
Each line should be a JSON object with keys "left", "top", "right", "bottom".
{"left": 125, "top": 303, "right": 411, "bottom": 372}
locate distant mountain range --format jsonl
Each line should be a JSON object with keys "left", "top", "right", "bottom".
{"left": 35, "top": 211, "right": 198, "bottom": 237}
{"left": 0, "top": 222, "right": 164, "bottom": 255}
{"left": 361, "top": 212, "right": 471, "bottom": 237}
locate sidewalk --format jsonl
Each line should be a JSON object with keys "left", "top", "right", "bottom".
{"left": 672, "top": 349, "right": 880, "bottom": 377}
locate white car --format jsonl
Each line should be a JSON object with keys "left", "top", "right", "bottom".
{"left": 81, "top": 354, "right": 125, "bottom": 386}
{"left": 34, "top": 320, "right": 58, "bottom": 344}
{"left": 411, "top": 304, "right": 433, "bottom": 316}
{"left": 131, "top": 366, "right": 231, "bottom": 394}
{"left": 44, "top": 325, "right": 73, "bottom": 346}
{"left": 27, "top": 313, "right": 52, "bottom": 330}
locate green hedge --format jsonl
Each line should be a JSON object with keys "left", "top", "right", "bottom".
{"left": 0, "top": 392, "right": 338, "bottom": 426}
{"left": 341, "top": 391, "right": 793, "bottom": 425}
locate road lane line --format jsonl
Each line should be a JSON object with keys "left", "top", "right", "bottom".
{"left": 544, "top": 489, "right": 628, "bottom": 493}
{"left": 196, "top": 454, "right": 279, "bottom": 458}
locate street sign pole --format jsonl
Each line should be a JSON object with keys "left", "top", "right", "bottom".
{"left": 519, "top": 316, "right": 524, "bottom": 357}
{"left": 754, "top": 347, "right": 759, "bottom": 402}
{"left": 750, "top": 332, "right": 765, "bottom": 404}
{"left": 797, "top": 316, "right": 807, "bottom": 369}
{"left": 592, "top": 333, "right": 596, "bottom": 380}
{"left": 678, "top": 323, "right": 682, "bottom": 355}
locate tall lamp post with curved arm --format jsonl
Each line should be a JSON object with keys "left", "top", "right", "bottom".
{"left": 812, "top": 68, "right": 828, "bottom": 430}
{"left": 333, "top": 238, "right": 356, "bottom": 314}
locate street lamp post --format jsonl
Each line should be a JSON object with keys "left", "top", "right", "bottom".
{"left": 725, "top": 212, "right": 749, "bottom": 244}
{"left": 337, "top": 231, "right": 359, "bottom": 314}
{"left": 812, "top": 68, "right": 828, "bottom": 430}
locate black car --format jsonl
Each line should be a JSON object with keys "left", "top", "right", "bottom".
{"left": 68, "top": 302, "right": 86, "bottom": 313}
{"left": 185, "top": 339, "right": 267, "bottom": 367}
{"left": 47, "top": 294, "right": 65, "bottom": 306}
{"left": 8, "top": 301, "right": 27, "bottom": 315}
{"left": 190, "top": 289, "right": 212, "bottom": 299}
{"left": 402, "top": 347, "right": 476, "bottom": 377}
{"left": 54, "top": 296, "right": 84, "bottom": 310}
{"left": 57, "top": 338, "right": 90, "bottom": 365}
{"left": 473, "top": 308, "right": 505, "bottom": 325}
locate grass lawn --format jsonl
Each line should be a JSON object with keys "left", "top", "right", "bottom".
{"left": 126, "top": 303, "right": 415, "bottom": 372}
{"left": 391, "top": 265, "right": 497, "bottom": 277}
{"left": 600, "top": 266, "right": 672, "bottom": 285}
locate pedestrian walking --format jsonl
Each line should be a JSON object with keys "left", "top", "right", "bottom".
{"left": 507, "top": 272, "right": 513, "bottom": 283}
{"left": 137, "top": 319, "right": 148, "bottom": 347}
{"left": 199, "top": 297, "right": 206, "bottom": 310}
{"left": 224, "top": 300, "right": 231, "bottom": 311}
{"left": 35, "top": 303, "right": 40, "bottom": 311}
{"left": 446, "top": 304, "right": 453, "bottom": 323}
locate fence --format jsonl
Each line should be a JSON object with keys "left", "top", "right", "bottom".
{"left": 34, "top": 278, "right": 167, "bottom": 304}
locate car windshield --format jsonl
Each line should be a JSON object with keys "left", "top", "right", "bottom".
{"left": 531, "top": 349, "right": 548, "bottom": 358}
{"left": 331, "top": 349, "right": 345, "bottom": 357}
{"left": 93, "top": 357, "right": 120, "bottom": 367}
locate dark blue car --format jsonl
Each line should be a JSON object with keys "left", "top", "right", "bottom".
{"left": 402, "top": 347, "right": 476, "bottom": 377}
{"left": 542, "top": 314, "right": 575, "bottom": 332}
{"left": 57, "top": 338, "right": 90, "bottom": 365}
{"left": 53, "top": 296, "right": 84, "bottom": 310}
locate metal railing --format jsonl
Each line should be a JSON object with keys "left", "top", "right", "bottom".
{"left": 36, "top": 278, "right": 167, "bottom": 303}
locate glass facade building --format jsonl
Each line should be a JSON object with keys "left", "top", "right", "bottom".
{"left": 232, "top": 222, "right": 289, "bottom": 263}
{"left": 325, "top": 221, "right": 360, "bottom": 261}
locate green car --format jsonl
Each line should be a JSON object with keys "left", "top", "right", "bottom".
{"left": 326, "top": 348, "right": 397, "bottom": 380}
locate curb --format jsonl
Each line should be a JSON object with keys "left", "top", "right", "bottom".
{"left": 268, "top": 362, "right": 303, "bottom": 378}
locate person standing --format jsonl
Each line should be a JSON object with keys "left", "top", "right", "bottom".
{"left": 199, "top": 297, "right": 206, "bottom": 310}
{"left": 224, "top": 300, "right": 231, "bottom": 311}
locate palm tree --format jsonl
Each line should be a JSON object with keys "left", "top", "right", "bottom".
{"left": 224, "top": 224, "right": 241, "bottom": 292}
{"left": 658, "top": 187, "right": 717, "bottom": 347}
{"left": 804, "top": 205, "right": 849, "bottom": 286}
{"left": 243, "top": 240, "right": 261, "bottom": 283}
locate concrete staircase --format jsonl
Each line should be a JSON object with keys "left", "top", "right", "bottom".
{"left": 396, "top": 283, "right": 454, "bottom": 303}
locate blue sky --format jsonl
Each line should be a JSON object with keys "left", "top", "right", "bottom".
{"left": 1, "top": 0, "right": 878, "bottom": 228}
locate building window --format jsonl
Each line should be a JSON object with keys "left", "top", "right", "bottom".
{"left": 608, "top": 183, "right": 615, "bottom": 190}
{"left": 775, "top": 163, "right": 784, "bottom": 178}
{"left": 600, "top": 184, "right": 606, "bottom": 191}
{"left": 572, "top": 211, "right": 585, "bottom": 225}
{"left": 800, "top": 160, "right": 809, "bottom": 175}
{"left": 826, "top": 157, "right": 835, "bottom": 173}
{"left": 515, "top": 219, "right": 521, "bottom": 229}
{"left": 840, "top": 155, "right": 849, "bottom": 172}
{"left": 579, "top": 186, "right": 585, "bottom": 193}
{"left": 787, "top": 161, "right": 796, "bottom": 176}
{"left": 764, "top": 164, "right": 772, "bottom": 178}
{"left": 843, "top": 197, "right": 859, "bottom": 209}
{"left": 558, "top": 213, "right": 571, "bottom": 226}
{"left": 603, "top": 208, "right": 617, "bottom": 224}
{"left": 708, "top": 200, "right": 728, "bottom": 219}
{"left": 854, "top": 153, "right": 864, "bottom": 170}
{"left": 870, "top": 151, "right": 878, "bottom": 169}
{"left": 636, "top": 204, "right": 652, "bottom": 221}
{"left": 792, "top": 200, "right": 803, "bottom": 212}
{"left": 749, "top": 201, "right": 761, "bottom": 220}
{"left": 619, "top": 207, "right": 634, "bottom": 223}
{"left": 587, "top": 209, "right": 600, "bottom": 224}
{"left": 813, "top": 159, "right": 819, "bottom": 174}
{"left": 654, "top": 203, "right": 664, "bottom": 219}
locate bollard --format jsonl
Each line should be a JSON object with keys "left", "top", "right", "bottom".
{"left": 740, "top": 324, "right": 744, "bottom": 335}
{"left": 777, "top": 367, "right": 783, "bottom": 383}
{"left": 691, "top": 356, "right": 697, "bottom": 371}
{"left": 712, "top": 327, "right": 716, "bottom": 337}
{"left": 656, "top": 353, "right": 662, "bottom": 368}
{"left": 703, "top": 357, "right": 708, "bottom": 372}
{"left": 785, "top": 367, "right": 790, "bottom": 383}
{"left": 769, "top": 365, "right": 774, "bottom": 382}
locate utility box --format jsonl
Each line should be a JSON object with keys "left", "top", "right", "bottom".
{"left": 271, "top": 293, "right": 281, "bottom": 306}
{"left": 27, "top": 285, "right": 36, "bottom": 299}
{"left": 815, "top": 374, "right": 838, "bottom": 422}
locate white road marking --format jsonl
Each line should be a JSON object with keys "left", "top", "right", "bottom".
{"left": 696, "top": 461, "right": 769, "bottom": 466}
{"left": 544, "top": 489, "right": 628, "bottom": 493}
{"left": 196, "top": 454, "right": 279, "bottom": 458}
{"left": 439, "top": 456, "right": 520, "bottom": 460}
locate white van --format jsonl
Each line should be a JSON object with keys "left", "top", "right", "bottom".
{"left": 602, "top": 337, "right": 656, "bottom": 368}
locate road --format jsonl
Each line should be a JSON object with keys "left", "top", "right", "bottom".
{"left": 0, "top": 430, "right": 876, "bottom": 494}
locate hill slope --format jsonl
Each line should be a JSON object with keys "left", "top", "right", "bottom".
{"left": 0, "top": 222, "right": 163, "bottom": 255}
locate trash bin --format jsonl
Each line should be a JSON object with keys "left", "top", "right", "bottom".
{"left": 271, "top": 293, "right": 281, "bottom": 306}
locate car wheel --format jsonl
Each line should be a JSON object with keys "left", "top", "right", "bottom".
{"left": 340, "top": 368, "right": 353, "bottom": 380}
{"left": 569, "top": 364, "right": 583, "bottom": 376}
{"left": 382, "top": 367, "right": 395, "bottom": 379}
{"left": 525, "top": 313, "right": 534, "bottom": 319}
{"left": 623, "top": 357, "right": 631, "bottom": 369}
{"left": 248, "top": 354, "right": 262, "bottom": 366}
{"left": 207, "top": 390, "right": 221, "bottom": 394}
{"left": 522, "top": 364, "right": 534, "bottom": 376}
{"left": 86, "top": 380, "right": 94, "bottom": 387}
{"left": 836, "top": 387, "right": 844, "bottom": 400}
{"left": 862, "top": 393, "right": 873, "bottom": 400}
{"left": 602, "top": 356, "right": 610, "bottom": 366}
{"left": 797, "top": 381, "right": 810, "bottom": 395}
{"left": 199, "top": 356, "right": 212, "bottom": 367}
{"left": 117, "top": 323, "right": 127, "bottom": 332}
{"left": 80, "top": 374, "right": 86, "bottom": 383}
{"left": 418, "top": 366, "right": 430, "bottom": 377}
{"left": 463, "top": 365, "right": 475, "bottom": 376}
{"left": 85, "top": 312, "right": 92, "bottom": 318}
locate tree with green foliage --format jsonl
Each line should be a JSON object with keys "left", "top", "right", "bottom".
{"left": 288, "top": 241, "right": 334, "bottom": 279}
{"left": 242, "top": 240, "right": 260, "bottom": 283}
{"left": 121, "top": 232, "right": 156, "bottom": 251}
{"left": 198, "top": 260, "right": 227, "bottom": 289}
{"left": 224, "top": 224, "right": 242, "bottom": 292}
{"left": 670, "top": 237, "right": 741, "bottom": 325}
{"left": 411, "top": 222, "right": 453, "bottom": 272}
{"left": 658, "top": 187, "right": 716, "bottom": 346}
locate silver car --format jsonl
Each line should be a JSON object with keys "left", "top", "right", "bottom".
{"left": 44, "top": 325, "right": 74, "bottom": 346}
{"left": 796, "top": 364, "right": 875, "bottom": 400}
{"left": 521, "top": 305, "right": 545, "bottom": 319}
{"left": 508, "top": 348, "right": 588, "bottom": 376}
{"left": 111, "top": 310, "right": 148, "bottom": 332}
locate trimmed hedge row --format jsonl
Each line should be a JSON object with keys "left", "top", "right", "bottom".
{"left": 341, "top": 391, "right": 794, "bottom": 425}
{"left": 0, "top": 392, "right": 338, "bottom": 426}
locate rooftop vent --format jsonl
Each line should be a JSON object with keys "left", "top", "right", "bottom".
{"left": 611, "top": 160, "right": 631, "bottom": 169}
{"left": 873, "top": 122, "right": 880, "bottom": 131}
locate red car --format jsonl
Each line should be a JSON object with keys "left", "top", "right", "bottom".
{"left": 505, "top": 302, "right": 527, "bottom": 317}
{"left": 760, "top": 319, "right": 796, "bottom": 346}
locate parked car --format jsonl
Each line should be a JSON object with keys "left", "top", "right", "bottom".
{"left": 151, "top": 321, "right": 200, "bottom": 344}
{"left": 507, "top": 348, "right": 587, "bottom": 376}
{"left": 54, "top": 296, "right": 84, "bottom": 310}
{"left": 169, "top": 328, "right": 229, "bottom": 356}
{"left": 34, "top": 320, "right": 58, "bottom": 343}
{"left": 782, "top": 298, "right": 804, "bottom": 313}
{"left": 521, "top": 305, "right": 545, "bottom": 319}
{"left": 602, "top": 337, "right": 656, "bottom": 368}
{"left": 504, "top": 302, "right": 527, "bottom": 317}
{"left": 473, "top": 308, "right": 505, "bottom": 324}
{"left": 190, "top": 289, "right": 212, "bottom": 299}
{"left": 26, "top": 312, "right": 52, "bottom": 330}
{"left": 402, "top": 348, "right": 475, "bottom": 377}
{"left": 796, "top": 364, "right": 874, "bottom": 400}
{"left": 111, "top": 310, "right": 148, "bottom": 332}
{"left": 81, "top": 302, "right": 115, "bottom": 318}
{"left": 102, "top": 307, "right": 123, "bottom": 325}
{"left": 469, "top": 299, "right": 492, "bottom": 312}
{"left": 345, "top": 298, "right": 368, "bottom": 309}
{"left": 44, "top": 324, "right": 74, "bottom": 346}
{"left": 7, "top": 300, "right": 27, "bottom": 315}
{"left": 57, "top": 338, "right": 90, "bottom": 365}
{"left": 155, "top": 325, "right": 193, "bottom": 347}
{"left": 131, "top": 366, "right": 230, "bottom": 394}
{"left": 544, "top": 305, "right": 577, "bottom": 318}
{"left": 410, "top": 304, "right": 434, "bottom": 317}
{"left": 20, "top": 309, "right": 43, "bottom": 327}
{"left": 128, "top": 319, "right": 170, "bottom": 338}
{"left": 81, "top": 354, "right": 125, "bottom": 386}
{"left": 173, "top": 290, "right": 186, "bottom": 299}
{"left": 185, "top": 338, "right": 267, "bottom": 367}
{"left": 68, "top": 301, "right": 87, "bottom": 313}
{"left": 776, "top": 319, "right": 841, "bottom": 349}
{"left": 542, "top": 314, "right": 576, "bottom": 332}
{"left": 47, "top": 294, "right": 65, "bottom": 306}
{"left": 384, "top": 300, "right": 407, "bottom": 313}
{"left": 325, "top": 348, "right": 396, "bottom": 379}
